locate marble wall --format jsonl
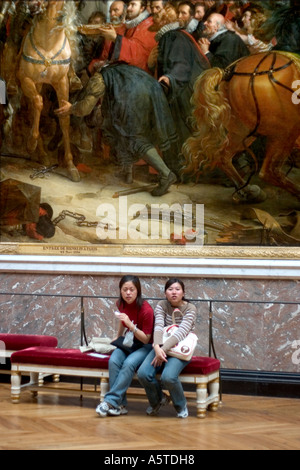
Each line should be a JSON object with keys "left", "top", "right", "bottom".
{"left": 0, "top": 272, "right": 300, "bottom": 374}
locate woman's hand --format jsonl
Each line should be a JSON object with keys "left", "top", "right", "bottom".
{"left": 117, "top": 314, "right": 151, "bottom": 345}
{"left": 118, "top": 313, "right": 134, "bottom": 331}
{"left": 151, "top": 345, "right": 168, "bottom": 368}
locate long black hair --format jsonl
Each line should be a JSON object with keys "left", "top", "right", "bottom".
{"left": 117, "top": 275, "right": 144, "bottom": 311}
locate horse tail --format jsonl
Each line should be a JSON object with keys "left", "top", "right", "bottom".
{"left": 182, "top": 68, "right": 231, "bottom": 179}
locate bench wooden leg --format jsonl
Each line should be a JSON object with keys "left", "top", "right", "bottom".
{"left": 196, "top": 383, "right": 208, "bottom": 419}
{"left": 29, "top": 372, "right": 40, "bottom": 398}
{"left": 37, "top": 373, "right": 60, "bottom": 386}
{"left": 11, "top": 372, "right": 21, "bottom": 404}
{"left": 30, "top": 372, "right": 39, "bottom": 385}
{"left": 208, "top": 377, "right": 220, "bottom": 412}
{"left": 100, "top": 377, "right": 109, "bottom": 401}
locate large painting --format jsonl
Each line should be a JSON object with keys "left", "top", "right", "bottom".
{"left": 0, "top": 0, "right": 299, "bottom": 258}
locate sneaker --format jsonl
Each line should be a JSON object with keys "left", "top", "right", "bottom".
{"left": 119, "top": 406, "right": 129, "bottom": 415}
{"left": 96, "top": 401, "right": 110, "bottom": 417}
{"left": 177, "top": 406, "right": 189, "bottom": 419}
{"left": 107, "top": 406, "right": 121, "bottom": 416}
{"left": 108, "top": 405, "right": 129, "bottom": 416}
{"left": 96, "top": 401, "right": 120, "bottom": 417}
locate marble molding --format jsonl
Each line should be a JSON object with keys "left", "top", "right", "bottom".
{"left": 0, "top": 273, "right": 299, "bottom": 373}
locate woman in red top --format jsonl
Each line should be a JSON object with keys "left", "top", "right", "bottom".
{"left": 96, "top": 275, "right": 154, "bottom": 417}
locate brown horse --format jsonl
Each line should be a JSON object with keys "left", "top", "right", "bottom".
{"left": 17, "top": 0, "right": 80, "bottom": 182}
{"left": 183, "top": 51, "right": 300, "bottom": 203}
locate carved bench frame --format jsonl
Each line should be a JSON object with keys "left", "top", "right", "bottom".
{"left": 11, "top": 362, "right": 220, "bottom": 419}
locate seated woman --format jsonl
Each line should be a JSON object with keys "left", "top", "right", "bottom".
{"left": 138, "top": 278, "right": 198, "bottom": 419}
{"left": 96, "top": 275, "right": 154, "bottom": 417}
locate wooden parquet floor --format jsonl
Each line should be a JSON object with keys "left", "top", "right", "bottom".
{"left": 0, "top": 384, "right": 299, "bottom": 450}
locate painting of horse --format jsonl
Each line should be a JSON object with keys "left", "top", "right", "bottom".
{"left": 0, "top": 2, "right": 299, "bottom": 251}
{"left": 18, "top": 0, "right": 80, "bottom": 182}
{"left": 183, "top": 51, "right": 300, "bottom": 204}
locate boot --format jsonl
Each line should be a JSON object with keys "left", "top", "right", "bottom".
{"left": 152, "top": 172, "right": 177, "bottom": 197}
{"left": 143, "top": 148, "right": 177, "bottom": 197}
{"left": 119, "top": 165, "right": 133, "bottom": 184}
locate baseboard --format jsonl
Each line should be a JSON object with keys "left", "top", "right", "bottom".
{"left": 220, "top": 369, "right": 300, "bottom": 399}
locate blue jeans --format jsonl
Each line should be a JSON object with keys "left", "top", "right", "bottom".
{"left": 137, "top": 349, "right": 190, "bottom": 413}
{"left": 105, "top": 344, "right": 152, "bottom": 408}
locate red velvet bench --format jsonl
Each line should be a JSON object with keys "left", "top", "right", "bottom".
{"left": 0, "top": 334, "right": 58, "bottom": 355}
{"left": 11, "top": 347, "right": 220, "bottom": 418}
{"left": 0, "top": 334, "right": 59, "bottom": 385}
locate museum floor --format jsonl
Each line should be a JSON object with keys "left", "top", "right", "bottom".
{"left": 0, "top": 383, "right": 299, "bottom": 450}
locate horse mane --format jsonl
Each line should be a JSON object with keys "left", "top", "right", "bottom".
{"left": 182, "top": 68, "right": 231, "bottom": 179}
{"left": 30, "top": 1, "right": 80, "bottom": 60}
{"left": 30, "top": 1, "right": 80, "bottom": 57}
{"left": 57, "top": 1, "right": 80, "bottom": 60}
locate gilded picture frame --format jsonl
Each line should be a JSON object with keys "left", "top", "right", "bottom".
{"left": 0, "top": 1, "right": 299, "bottom": 261}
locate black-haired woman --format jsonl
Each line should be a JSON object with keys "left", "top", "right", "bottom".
{"left": 138, "top": 278, "right": 197, "bottom": 418}
{"left": 96, "top": 275, "right": 154, "bottom": 417}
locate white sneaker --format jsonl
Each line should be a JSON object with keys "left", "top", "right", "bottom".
{"left": 119, "top": 406, "right": 129, "bottom": 415}
{"left": 96, "top": 401, "right": 111, "bottom": 417}
{"left": 96, "top": 401, "right": 120, "bottom": 417}
{"left": 108, "top": 405, "right": 129, "bottom": 416}
{"left": 177, "top": 406, "right": 189, "bottom": 419}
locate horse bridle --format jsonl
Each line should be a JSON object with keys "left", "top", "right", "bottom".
{"left": 22, "top": 30, "right": 71, "bottom": 77}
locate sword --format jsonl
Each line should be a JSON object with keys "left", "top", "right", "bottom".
{"left": 112, "top": 184, "right": 157, "bottom": 198}
{"left": 30, "top": 164, "right": 59, "bottom": 180}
